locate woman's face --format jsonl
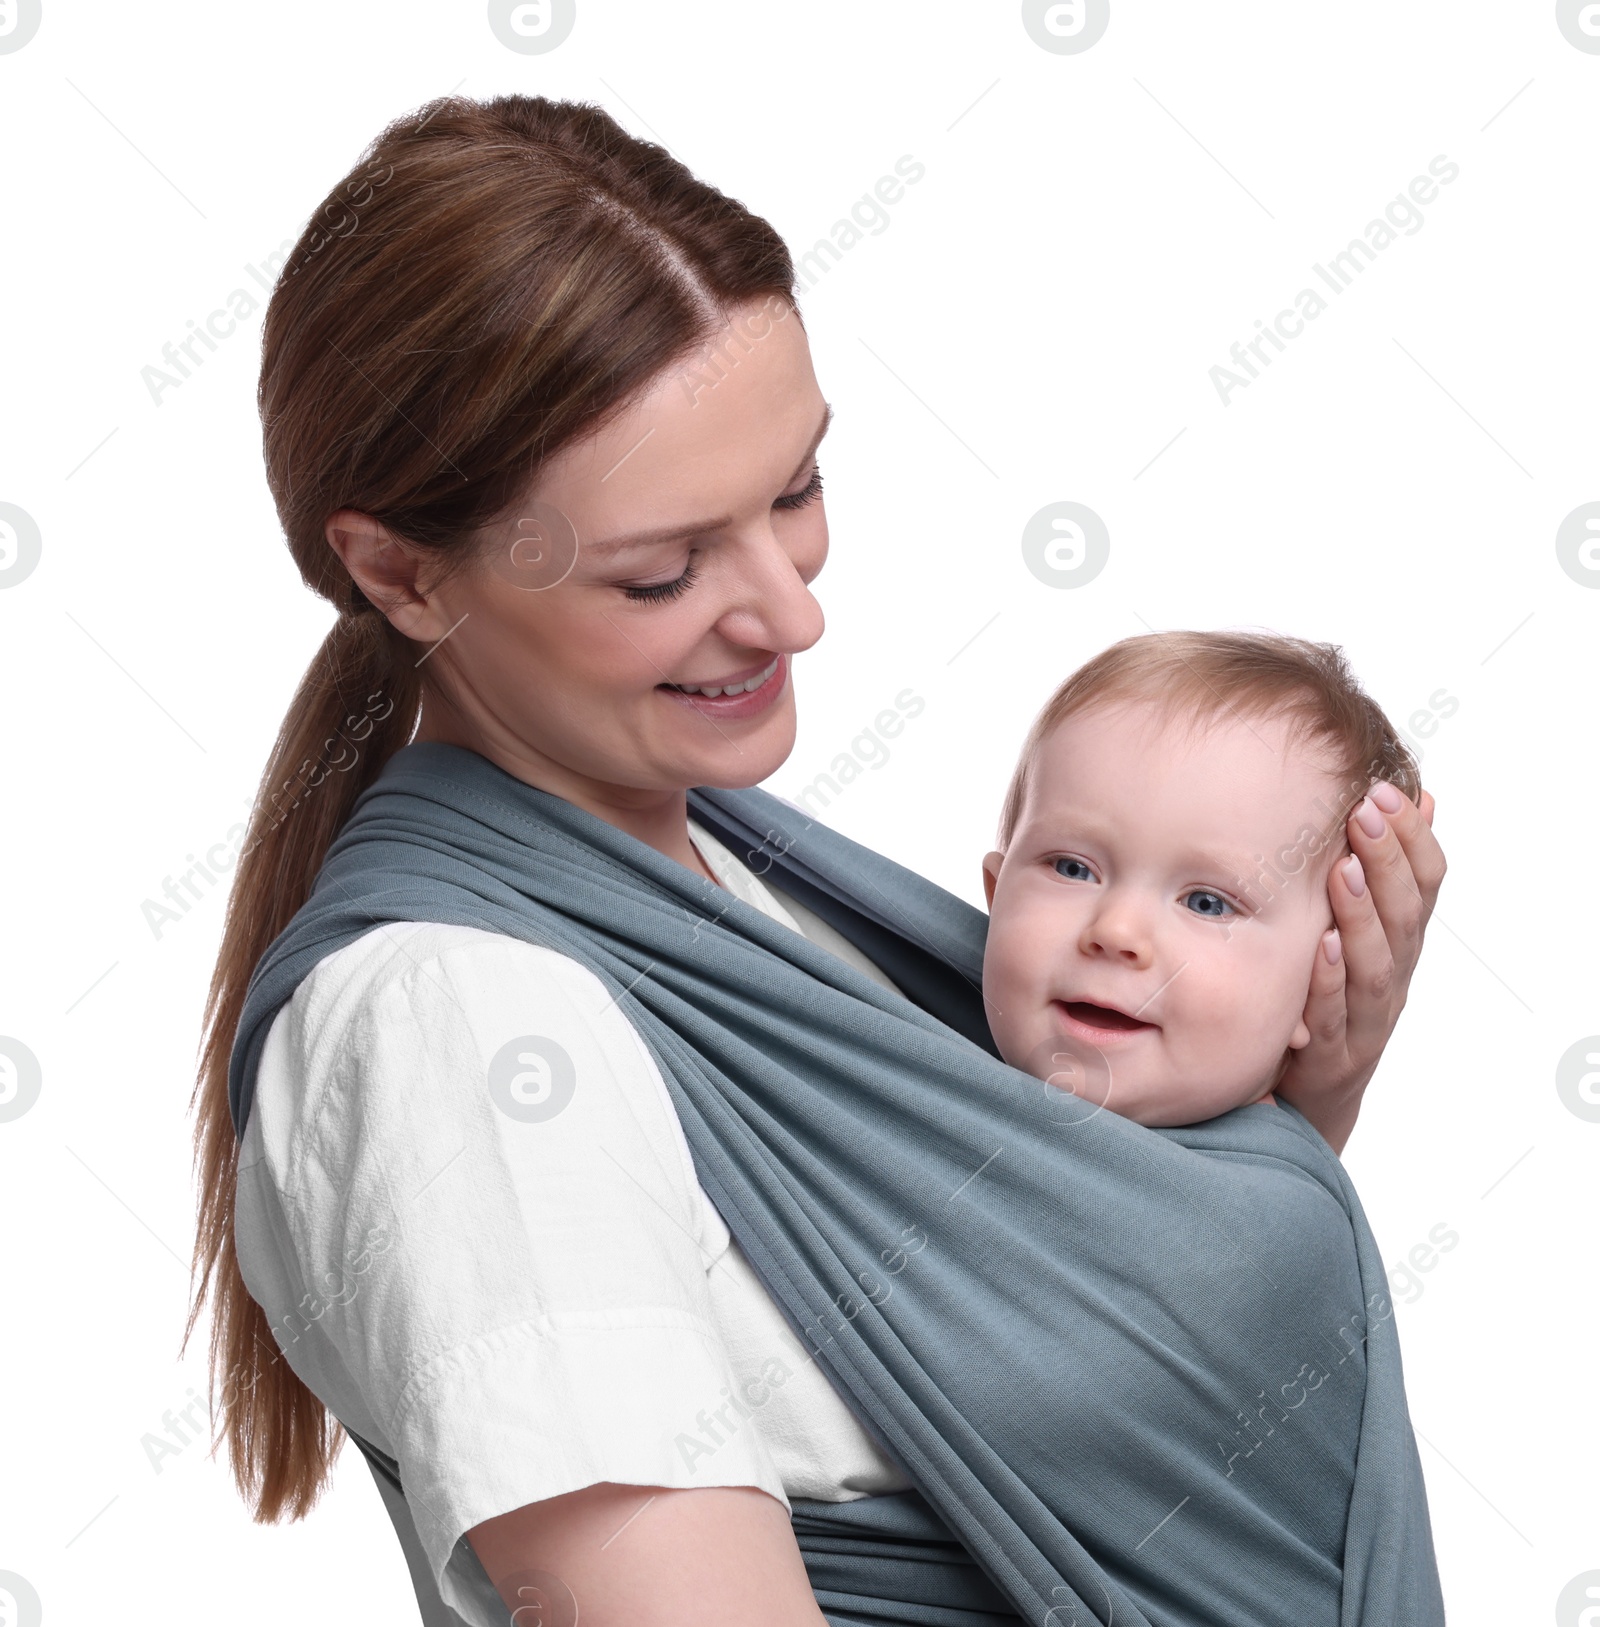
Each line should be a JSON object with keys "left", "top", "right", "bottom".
{"left": 411, "top": 295, "right": 830, "bottom": 811}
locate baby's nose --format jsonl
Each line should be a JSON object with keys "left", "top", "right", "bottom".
{"left": 1079, "top": 899, "right": 1156, "bottom": 965}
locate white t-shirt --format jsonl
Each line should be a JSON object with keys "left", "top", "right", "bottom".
{"left": 234, "top": 817, "right": 915, "bottom": 1625}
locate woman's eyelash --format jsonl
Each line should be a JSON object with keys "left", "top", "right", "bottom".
{"left": 622, "top": 467, "right": 824, "bottom": 602}
{"left": 623, "top": 560, "right": 700, "bottom": 603}
{"left": 773, "top": 463, "right": 823, "bottom": 510}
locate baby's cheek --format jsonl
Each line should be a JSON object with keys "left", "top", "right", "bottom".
{"left": 1182, "top": 962, "right": 1286, "bottom": 1076}
{"left": 982, "top": 909, "right": 1022, "bottom": 982}
{"left": 980, "top": 924, "right": 1038, "bottom": 1068}
{"left": 1252, "top": 957, "right": 1318, "bottom": 1064}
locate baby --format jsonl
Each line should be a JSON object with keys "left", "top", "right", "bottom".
{"left": 979, "top": 629, "right": 1422, "bottom": 1127}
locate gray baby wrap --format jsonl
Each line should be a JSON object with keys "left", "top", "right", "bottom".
{"left": 228, "top": 742, "right": 1444, "bottom": 1627}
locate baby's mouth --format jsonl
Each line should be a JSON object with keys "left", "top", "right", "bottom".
{"left": 1055, "top": 1000, "right": 1157, "bottom": 1034}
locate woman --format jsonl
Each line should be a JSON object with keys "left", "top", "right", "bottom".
{"left": 187, "top": 94, "right": 1445, "bottom": 1626}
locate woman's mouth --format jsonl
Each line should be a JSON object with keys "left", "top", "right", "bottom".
{"left": 1053, "top": 999, "right": 1158, "bottom": 1044}
{"left": 658, "top": 653, "right": 786, "bottom": 718}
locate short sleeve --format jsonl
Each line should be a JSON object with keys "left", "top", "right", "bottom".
{"left": 235, "top": 922, "right": 789, "bottom": 1621}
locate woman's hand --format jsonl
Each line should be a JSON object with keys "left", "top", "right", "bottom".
{"left": 1275, "top": 783, "right": 1446, "bottom": 1153}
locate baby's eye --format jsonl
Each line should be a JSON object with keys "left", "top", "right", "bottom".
{"left": 1053, "top": 857, "right": 1097, "bottom": 882}
{"left": 1183, "top": 889, "right": 1236, "bottom": 919}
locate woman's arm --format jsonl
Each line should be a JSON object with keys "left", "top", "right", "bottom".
{"left": 468, "top": 1483, "right": 828, "bottom": 1626}
{"left": 1277, "top": 785, "right": 1446, "bottom": 1151}
{"left": 243, "top": 922, "right": 832, "bottom": 1622}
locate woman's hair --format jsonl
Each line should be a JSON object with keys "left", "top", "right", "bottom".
{"left": 993, "top": 629, "right": 1423, "bottom": 852}
{"left": 185, "top": 92, "right": 797, "bottom": 1523}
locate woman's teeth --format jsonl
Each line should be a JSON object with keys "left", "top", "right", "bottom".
{"left": 671, "top": 655, "right": 779, "bottom": 697}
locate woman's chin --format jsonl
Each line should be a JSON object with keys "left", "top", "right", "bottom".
{"left": 680, "top": 703, "right": 798, "bottom": 791}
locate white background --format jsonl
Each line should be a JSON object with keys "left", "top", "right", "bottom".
{"left": 1, "top": 2, "right": 1595, "bottom": 1623}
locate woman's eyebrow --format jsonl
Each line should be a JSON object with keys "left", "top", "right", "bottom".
{"left": 789, "top": 400, "right": 834, "bottom": 481}
{"left": 582, "top": 403, "right": 833, "bottom": 562}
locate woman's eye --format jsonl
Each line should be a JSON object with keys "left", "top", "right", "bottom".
{"left": 1184, "top": 890, "right": 1236, "bottom": 919}
{"left": 1053, "top": 857, "right": 1096, "bottom": 882}
{"left": 622, "top": 559, "right": 700, "bottom": 604}
{"left": 773, "top": 463, "right": 823, "bottom": 510}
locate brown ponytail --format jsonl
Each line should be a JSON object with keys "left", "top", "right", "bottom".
{"left": 185, "top": 92, "right": 796, "bottom": 1521}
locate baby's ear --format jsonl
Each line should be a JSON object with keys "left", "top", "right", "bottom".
{"left": 981, "top": 850, "right": 1004, "bottom": 911}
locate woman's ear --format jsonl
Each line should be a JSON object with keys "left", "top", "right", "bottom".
{"left": 324, "top": 509, "right": 452, "bottom": 641}
{"left": 981, "top": 851, "right": 1004, "bottom": 911}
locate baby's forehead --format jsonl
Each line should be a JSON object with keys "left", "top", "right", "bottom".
{"left": 1026, "top": 701, "right": 1356, "bottom": 856}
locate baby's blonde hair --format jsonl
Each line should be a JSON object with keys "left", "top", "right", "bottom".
{"left": 995, "top": 629, "right": 1422, "bottom": 853}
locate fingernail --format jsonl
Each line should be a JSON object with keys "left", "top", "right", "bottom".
{"left": 1322, "top": 928, "right": 1342, "bottom": 965}
{"left": 1354, "top": 797, "right": 1385, "bottom": 839}
{"left": 1369, "top": 780, "right": 1404, "bottom": 814}
{"left": 1343, "top": 854, "right": 1367, "bottom": 896}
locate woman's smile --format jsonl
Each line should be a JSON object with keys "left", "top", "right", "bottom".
{"left": 664, "top": 652, "right": 781, "bottom": 696}
{"left": 657, "top": 651, "right": 788, "bottom": 717}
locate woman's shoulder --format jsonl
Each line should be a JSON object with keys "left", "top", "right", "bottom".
{"left": 248, "top": 921, "right": 711, "bottom": 1236}
{"left": 293, "top": 919, "right": 616, "bottom": 1013}
{"left": 271, "top": 920, "right": 654, "bottom": 1072}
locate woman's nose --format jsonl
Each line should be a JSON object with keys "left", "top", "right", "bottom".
{"left": 714, "top": 522, "right": 826, "bottom": 655}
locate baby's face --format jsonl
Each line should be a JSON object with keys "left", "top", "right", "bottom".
{"left": 981, "top": 700, "right": 1345, "bottom": 1126}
